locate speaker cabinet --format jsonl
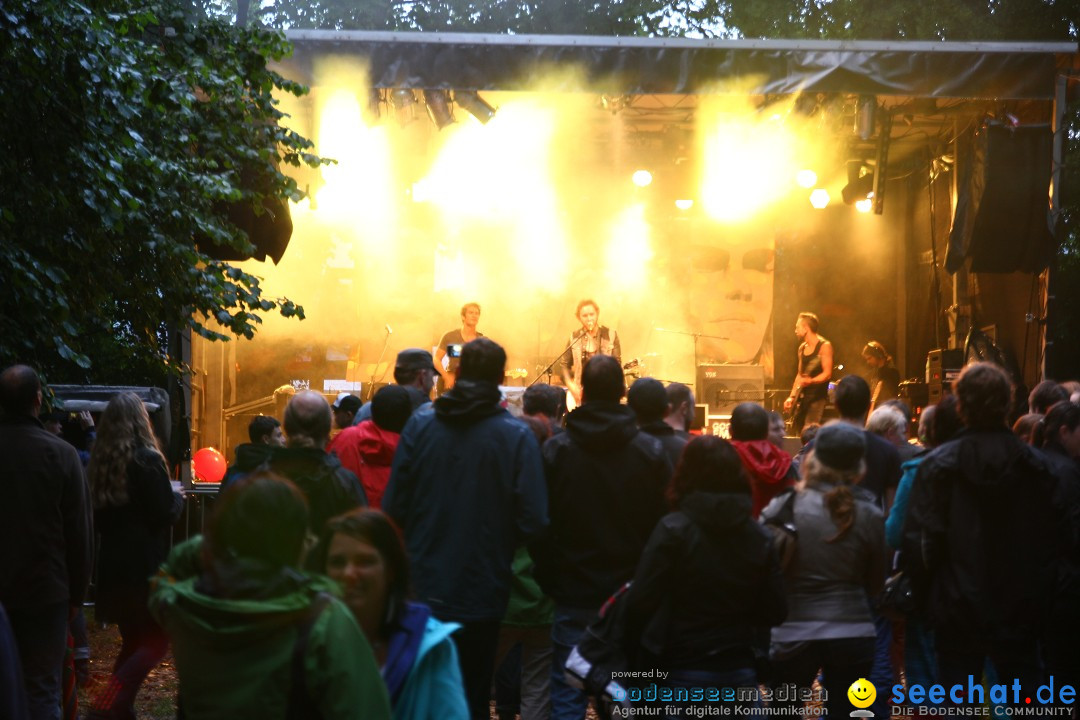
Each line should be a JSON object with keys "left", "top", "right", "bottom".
{"left": 696, "top": 365, "right": 765, "bottom": 415}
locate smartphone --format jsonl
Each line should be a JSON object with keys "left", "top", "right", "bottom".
{"left": 446, "top": 343, "right": 463, "bottom": 359}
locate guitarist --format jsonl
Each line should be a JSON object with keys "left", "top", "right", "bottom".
{"left": 561, "top": 298, "right": 621, "bottom": 410}
{"left": 862, "top": 341, "right": 900, "bottom": 411}
{"left": 783, "top": 312, "right": 833, "bottom": 434}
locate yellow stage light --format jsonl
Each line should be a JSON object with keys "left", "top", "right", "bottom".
{"left": 796, "top": 170, "right": 818, "bottom": 188}
{"left": 675, "top": 199, "right": 694, "bottom": 211}
{"left": 855, "top": 197, "right": 873, "bottom": 213}
{"left": 809, "top": 189, "right": 830, "bottom": 209}
{"left": 632, "top": 170, "right": 653, "bottom": 187}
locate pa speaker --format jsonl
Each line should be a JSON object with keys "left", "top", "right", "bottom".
{"left": 697, "top": 365, "right": 765, "bottom": 415}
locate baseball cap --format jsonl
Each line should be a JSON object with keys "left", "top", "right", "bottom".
{"left": 332, "top": 392, "right": 362, "bottom": 414}
{"left": 395, "top": 348, "right": 435, "bottom": 373}
{"left": 814, "top": 422, "right": 867, "bottom": 471}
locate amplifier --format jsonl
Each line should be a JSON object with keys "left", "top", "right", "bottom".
{"left": 696, "top": 364, "right": 765, "bottom": 415}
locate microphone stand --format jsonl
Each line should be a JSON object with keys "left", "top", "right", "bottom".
{"left": 367, "top": 326, "right": 393, "bottom": 402}
{"left": 529, "top": 330, "right": 588, "bottom": 387}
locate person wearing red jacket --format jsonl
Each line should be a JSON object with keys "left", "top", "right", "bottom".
{"left": 329, "top": 385, "right": 412, "bottom": 509}
{"left": 728, "top": 402, "right": 797, "bottom": 518}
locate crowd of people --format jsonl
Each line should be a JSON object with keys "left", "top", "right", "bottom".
{"left": 1, "top": 335, "right": 1079, "bottom": 720}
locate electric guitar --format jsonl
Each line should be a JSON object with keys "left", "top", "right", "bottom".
{"left": 784, "top": 385, "right": 804, "bottom": 434}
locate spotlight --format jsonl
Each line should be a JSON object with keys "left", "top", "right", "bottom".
{"left": 855, "top": 197, "right": 873, "bottom": 213}
{"left": 675, "top": 199, "right": 694, "bottom": 211}
{"left": 856, "top": 95, "right": 877, "bottom": 140}
{"left": 796, "top": 170, "right": 817, "bottom": 188}
{"left": 455, "top": 90, "right": 496, "bottom": 124}
{"left": 391, "top": 89, "right": 417, "bottom": 126}
{"left": 423, "top": 90, "right": 455, "bottom": 130}
{"left": 632, "top": 170, "right": 653, "bottom": 188}
{"left": 841, "top": 161, "right": 875, "bottom": 205}
{"left": 809, "top": 189, "right": 830, "bottom": 209}
{"left": 601, "top": 95, "right": 631, "bottom": 114}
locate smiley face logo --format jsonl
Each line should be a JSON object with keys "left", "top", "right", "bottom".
{"left": 848, "top": 678, "right": 876, "bottom": 709}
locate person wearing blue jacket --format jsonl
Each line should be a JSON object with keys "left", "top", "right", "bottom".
{"left": 319, "top": 509, "right": 469, "bottom": 720}
{"left": 383, "top": 338, "right": 548, "bottom": 720}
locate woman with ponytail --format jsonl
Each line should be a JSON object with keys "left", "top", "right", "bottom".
{"left": 761, "top": 422, "right": 886, "bottom": 717}
{"left": 87, "top": 393, "right": 184, "bottom": 720}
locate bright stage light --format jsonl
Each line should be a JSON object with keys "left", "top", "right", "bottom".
{"left": 796, "top": 169, "right": 818, "bottom": 188}
{"left": 855, "top": 197, "right": 873, "bottom": 213}
{"left": 423, "top": 90, "right": 455, "bottom": 130}
{"left": 632, "top": 170, "right": 653, "bottom": 187}
{"left": 675, "top": 199, "right": 694, "bottom": 211}
{"left": 391, "top": 88, "right": 417, "bottom": 126}
{"left": 607, "top": 204, "right": 653, "bottom": 285}
{"left": 809, "top": 189, "right": 830, "bottom": 209}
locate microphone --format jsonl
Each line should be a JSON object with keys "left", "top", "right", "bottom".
{"left": 385, "top": 324, "right": 393, "bottom": 335}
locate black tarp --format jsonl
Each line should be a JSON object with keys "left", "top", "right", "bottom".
{"left": 284, "top": 31, "right": 1076, "bottom": 99}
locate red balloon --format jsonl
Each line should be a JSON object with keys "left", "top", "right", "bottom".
{"left": 192, "top": 447, "right": 227, "bottom": 484}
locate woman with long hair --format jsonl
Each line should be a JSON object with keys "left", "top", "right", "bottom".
{"left": 86, "top": 393, "right": 183, "bottom": 720}
{"left": 762, "top": 422, "right": 886, "bottom": 718}
{"left": 623, "top": 435, "right": 787, "bottom": 716}
{"left": 317, "top": 509, "right": 468, "bottom": 720}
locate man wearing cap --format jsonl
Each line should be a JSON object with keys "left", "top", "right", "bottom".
{"left": 331, "top": 392, "right": 362, "bottom": 431}
{"left": 353, "top": 348, "right": 437, "bottom": 426}
{"left": 384, "top": 338, "right": 547, "bottom": 720}
{"left": 328, "top": 385, "right": 412, "bottom": 510}
{"left": 627, "top": 377, "right": 686, "bottom": 471}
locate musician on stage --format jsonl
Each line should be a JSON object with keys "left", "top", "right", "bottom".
{"left": 862, "top": 341, "right": 900, "bottom": 411}
{"left": 783, "top": 312, "right": 833, "bottom": 434}
{"left": 435, "top": 302, "right": 483, "bottom": 394}
{"left": 561, "top": 299, "right": 621, "bottom": 409}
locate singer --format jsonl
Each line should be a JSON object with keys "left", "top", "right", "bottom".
{"left": 561, "top": 299, "right": 621, "bottom": 409}
{"left": 435, "top": 302, "right": 483, "bottom": 394}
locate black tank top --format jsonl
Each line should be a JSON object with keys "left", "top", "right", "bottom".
{"left": 799, "top": 337, "right": 829, "bottom": 401}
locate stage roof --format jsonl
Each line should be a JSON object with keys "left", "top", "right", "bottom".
{"left": 284, "top": 30, "right": 1078, "bottom": 100}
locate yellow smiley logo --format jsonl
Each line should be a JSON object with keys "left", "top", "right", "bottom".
{"left": 848, "top": 678, "right": 876, "bottom": 709}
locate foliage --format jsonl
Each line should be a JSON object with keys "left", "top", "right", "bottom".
{"left": 0, "top": 0, "right": 321, "bottom": 384}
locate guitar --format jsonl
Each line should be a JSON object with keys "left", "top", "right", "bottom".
{"left": 565, "top": 358, "right": 641, "bottom": 413}
{"left": 784, "top": 385, "right": 803, "bottom": 434}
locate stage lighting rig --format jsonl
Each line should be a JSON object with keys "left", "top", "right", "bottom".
{"left": 391, "top": 89, "right": 418, "bottom": 126}
{"left": 455, "top": 90, "right": 496, "bottom": 124}
{"left": 423, "top": 90, "right": 456, "bottom": 130}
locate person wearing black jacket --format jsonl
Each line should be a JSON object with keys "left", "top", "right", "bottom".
{"left": 904, "top": 363, "right": 1064, "bottom": 703}
{"left": 533, "top": 354, "right": 669, "bottom": 720}
{"left": 0, "top": 365, "right": 92, "bottom": 720}
{"left": 625, "top": 436, "right": 786, "bottom": 713}
{"left": 384, "top": 338, "right": 548, "bottom": 720}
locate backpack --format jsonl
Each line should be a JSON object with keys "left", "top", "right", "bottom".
{"left": 563, "top": 582, "right": 637, "bottom": 719}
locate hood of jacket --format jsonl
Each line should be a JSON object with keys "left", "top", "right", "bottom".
{"left": 354, "top": 421, "right": 399, "bottom": 466}
{"left": 565, "top": 401, "right": 639, "bottom": 451}
{"left": 731, "top": 439, "right": 792, "bottom": 485}
{"left": 232, "top": 442, "right": 276, "bottom": 473}
{"left": 151, "top": 537, "right": 342, "bottom": 647}
{"left": 679, "top": 491, "right": 754, "bottom": 535}
{"left": 433, "top": 379, "right": 504, "bottom": 425}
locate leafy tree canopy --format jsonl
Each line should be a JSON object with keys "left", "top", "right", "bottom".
{"left": 0, "top": 0, "right": 322, "bottom": 384}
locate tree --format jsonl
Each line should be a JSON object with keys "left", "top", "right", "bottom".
{"left": 0, "top": 0, "right": 323, "bottom": 384}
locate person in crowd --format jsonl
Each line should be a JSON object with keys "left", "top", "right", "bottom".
{"left": 383, "top": 338, "right": 547, "bottom": 720}
{"left": 624, "top": 436, "right": 787, "bottom": 714}
{"left": 1, "top": 601, "right": 30, "bottom": 720}
{"left": 317, "top": 509, "right": 468, "bottom": 720}
{"left": 522, "top": 384, "right": 566, "bottom": 436}
{"left": 493, "top": 416, "right": 555, "bottom": 720}
{"left": 791, "top": 422, "right": 821, "bottom": 475}
{"left": 867, "top": 405, "right": 919, "bottom": 463}
{"left": 221, "top": 390, "right": 366, "bottom": 536}
{"left": 664, "top": 383, "right": 695, "bottom": 439}
{"left": 767, "top": 411, "right": 786, "bottom": 448}
{"left": 86, "top": 393, "right": 184, "bottom": 720}
{"left": 762, "top": 423, "right": 886, "bottom": 718}
{"left": 883, "top": 398, "right": 963, "bottom": 692}
{"left": 1062, "top": 380, "right": 1080, "bottom": 404}
{"left": 355, "top": 350, "right": 438, "bottom": 425}
{"left": 1032, "top": 401, "right": 1080, "bottom": 703}
{"left": 329, "top": 385, "right": 412, "bottom": 510}
{"left": 533, "top": 354, "right": 669, "bottom": 720}
{"left": 862, "top": 341, "right": 900, "bottom": 410}
{"left": 221, "top": 414, "right": 285, "bottom": 487}
{"left": 1012, "top": 412, "right": 1044, "bottom": 444}
{"left": 150, "top": 472, "right": 391, "bottom": 720}
{"left": 0, "top": 365, "right": 92, "bottom": 720}
{"left": 904, "top": 363, "right": 1062, "bottom": 702}
{"left": 331, "top": 393, "right": 363, "bottom": 431}
{"left": 627, "top": 377, "right": 688, "bottom": 470}
{"left": 728, "top": 403, "right": 796, "bottom": 518}
{"left": 435, "top": 302, "right": 484, "bottom": 395}
{"left": 1029, "top": 379, "right": 1069, "bottom": 415}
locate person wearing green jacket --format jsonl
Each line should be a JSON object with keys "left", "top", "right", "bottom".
{"left": 149, "top": 472, "right": 391, "bottom": 720}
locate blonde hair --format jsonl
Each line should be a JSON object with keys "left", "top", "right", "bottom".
{"left": 802, "top": 450, "right": 866, "bottom": 543}
{"left": 88, "top": 393, "right": 166, "bottom": 508}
